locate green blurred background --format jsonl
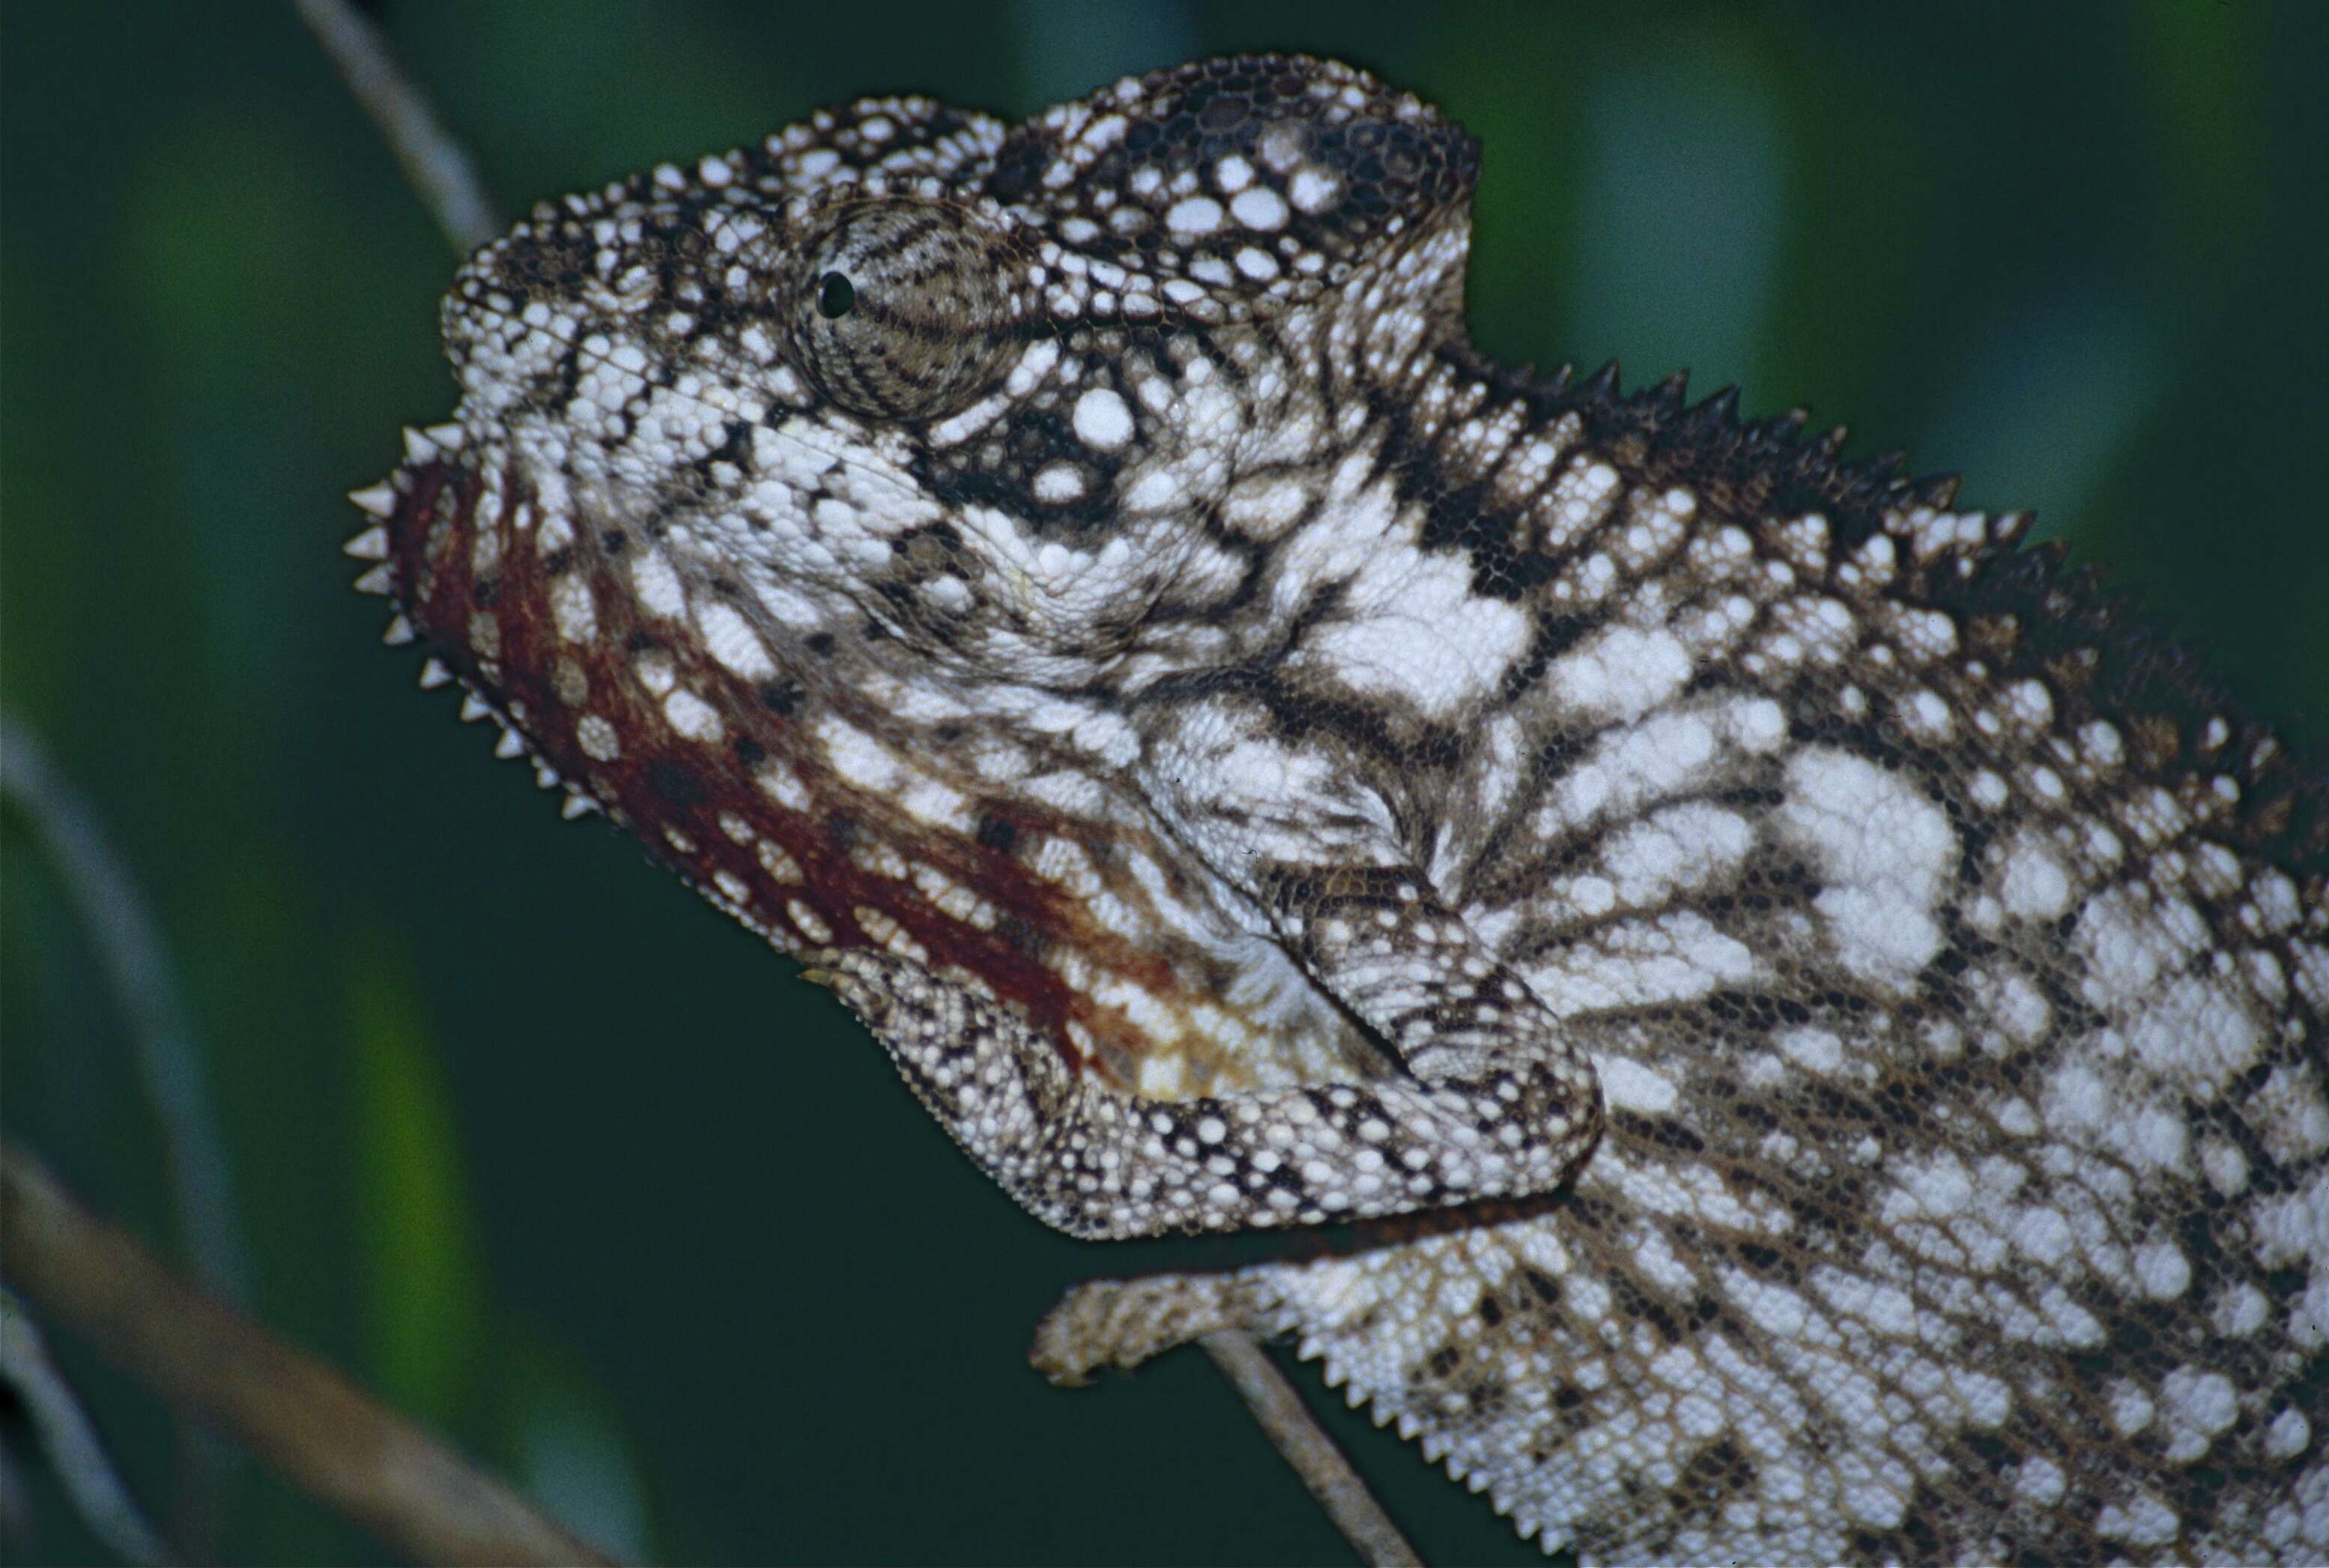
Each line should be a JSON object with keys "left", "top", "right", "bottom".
{"left": 4, "top": 1, "right": 2324, "bottom": 1562}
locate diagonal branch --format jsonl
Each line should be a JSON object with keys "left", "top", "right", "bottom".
{"left": 1, "top": 715, "right": 249, "bottom": 1555}
{"left": 0, "top": 718, "right": 249, "bottom": 1312}
{"left": 1199, "top": 1330, "right": 1422, "bottom": 1568}
{"left": 0, "top": 1142, "right": 611, "bottom": 1567}
{"left": 292, "top": 0, "right": 500, "bottom": 254}
{"left": 0, "top": 1288, "right": 174, "bottom": 1565}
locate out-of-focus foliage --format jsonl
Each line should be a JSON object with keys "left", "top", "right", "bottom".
{"left": 3, "top": 1, "right": 2323, "bottom": 1562}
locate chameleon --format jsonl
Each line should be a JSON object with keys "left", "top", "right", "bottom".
{"left": 346, "top": 53, "right": 2328, "bottom": 1564}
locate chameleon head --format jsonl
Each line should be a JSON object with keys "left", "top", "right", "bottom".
{"left": 381, "top": 56, "right": 1482, "bottom": 686}
{"left": 344, "top": 56, "right": 1485, "bottom": 1079}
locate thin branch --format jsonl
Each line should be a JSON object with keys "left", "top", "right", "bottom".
{"left": 0, "top": 1142, "right": 613, "bottom": 1567}
{"left": 0, "top": 719, "right": 249, "bottom": 1316}
{"left": 292, "top": 0, "right": 500, "bottom": 254}
{"left": 0, "top": 1288, "right": 175, "bottom": 1565}
{"left": 1199, "top": 1330, "right": 1422, "bottom": 1568}
{"left": 1, "top": 718, "right": 252, "bottom": 1553}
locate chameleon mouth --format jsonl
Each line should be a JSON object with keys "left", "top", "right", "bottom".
{"left": 345, "top": 424, "right": 587, "bottom": 811}
{"left": 341, "top": 426, "right": 1316, "bottom": 1095}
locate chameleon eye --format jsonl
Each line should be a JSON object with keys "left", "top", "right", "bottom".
{"left": 788, "top": 199, "right": 1023, "bottom": 422}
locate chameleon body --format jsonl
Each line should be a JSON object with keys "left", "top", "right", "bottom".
{"left": 350, "top": 55, "right": 2329, "bottom": 1564}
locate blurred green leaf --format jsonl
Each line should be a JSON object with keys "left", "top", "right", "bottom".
{"left": 348, "top": 942, "right": 484, "bottom": 1432}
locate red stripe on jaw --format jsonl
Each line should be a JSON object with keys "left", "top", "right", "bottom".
{"left": 375, "top": 452, "right": 1212, "bottom": 1085}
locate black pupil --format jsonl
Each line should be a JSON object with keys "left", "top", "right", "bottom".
{"left": 817, "top": 271, "right": 855, "bottom": 319}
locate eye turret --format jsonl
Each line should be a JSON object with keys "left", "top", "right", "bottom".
{"left": 786, "top": 199, "right": 1024, "bottom": 421}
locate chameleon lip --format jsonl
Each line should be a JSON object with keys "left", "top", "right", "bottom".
{"left": 344, "top": 441, "right": 1279, "bottom": 1094}
{"left": 348, "top": 463, "right": 572, "bottom": 804}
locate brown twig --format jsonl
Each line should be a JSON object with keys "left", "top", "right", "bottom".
{"left": 1199, "top": 1330, "right": 1422, "bottom": 1568}
{"left": 0, "top": 1142, "right": 611, "bottom": 1567}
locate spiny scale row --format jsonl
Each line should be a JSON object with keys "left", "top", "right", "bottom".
{"left": 344, "top": 442, "right": 602, "bottom": 822}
